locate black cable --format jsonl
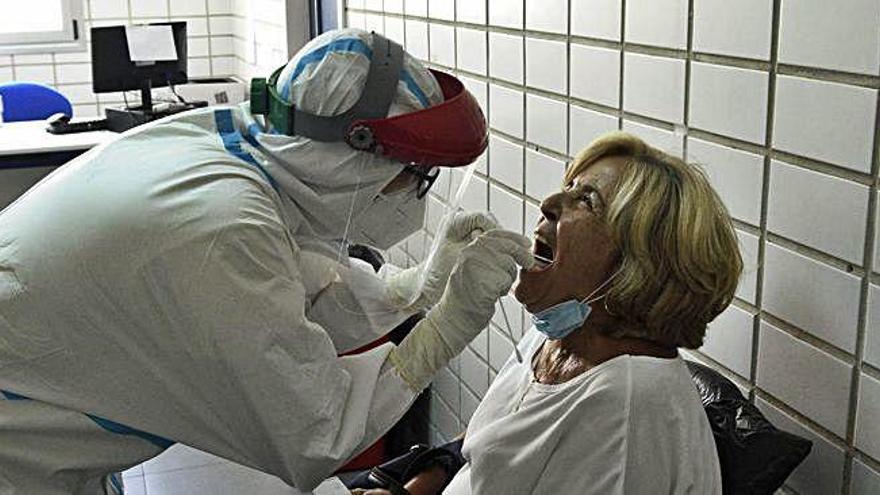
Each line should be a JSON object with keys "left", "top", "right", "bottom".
{"left": 166, "top": 75, "right": 187, "bottom": 105}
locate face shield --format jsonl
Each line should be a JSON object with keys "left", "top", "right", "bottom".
{"left": 247, "top": 29, "right": 487, "bottom": 254}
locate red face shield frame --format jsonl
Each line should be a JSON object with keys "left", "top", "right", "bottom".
{"left": 344, "top": 69, "right": 488, "bottom": 168}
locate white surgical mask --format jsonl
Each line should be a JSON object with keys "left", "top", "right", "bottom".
{"left": 349, "top": 186, "right": 426, "bottom": 250}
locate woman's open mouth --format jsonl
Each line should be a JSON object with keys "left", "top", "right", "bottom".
{"left": 529, "top": 237, "right": 555, "bottom": 272}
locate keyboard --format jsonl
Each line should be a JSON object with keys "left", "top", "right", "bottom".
{"left": 46, "top": 118, "right": 108, "bottom": 135}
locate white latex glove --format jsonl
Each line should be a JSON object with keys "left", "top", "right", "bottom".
{"left": 388, "top": 229, "right": 535, "bottom": 392}
{"left": 386, "top": 212, "right": 499, "bottom": 311}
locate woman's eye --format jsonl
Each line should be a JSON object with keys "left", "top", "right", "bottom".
{"left": 580, "top": 191, "right": 600, "bottom": 209}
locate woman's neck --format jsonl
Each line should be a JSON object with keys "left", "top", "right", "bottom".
{"left": 533, "top": 318, "right": 677, "bottom": 385}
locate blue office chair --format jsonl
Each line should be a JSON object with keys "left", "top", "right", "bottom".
{"left": 0, "top": 82, "right": 73, "bottom": 122}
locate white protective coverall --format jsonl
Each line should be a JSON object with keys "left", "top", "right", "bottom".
{"left": 0, "top": 28, "right": 471, "bottom": 493}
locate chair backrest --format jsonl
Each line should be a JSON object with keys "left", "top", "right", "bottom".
{"left": 0, "top": 82, "right": 73, "bottom": 122}
{"left": 686, "top": 360, "right": 812, "bottom": 494}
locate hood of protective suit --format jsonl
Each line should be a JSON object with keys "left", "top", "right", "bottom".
{"left": 245, "top": 28, "right": 443, "bottom": 253}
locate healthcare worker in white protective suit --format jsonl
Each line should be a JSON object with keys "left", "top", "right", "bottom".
{"left": 0, "top": 28, "right": 534, "bottom": 494}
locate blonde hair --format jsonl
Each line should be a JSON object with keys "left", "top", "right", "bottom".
{"left": 566, "top": 131, "right": 742, "bottom": 348}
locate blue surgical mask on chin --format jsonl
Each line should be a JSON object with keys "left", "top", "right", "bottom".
{"left": 529, "top": 270, "right": 620, "bottom": 340}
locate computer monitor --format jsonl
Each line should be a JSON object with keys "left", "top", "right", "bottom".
{"left": 91, "top": 22, "right": 187, "bottom": 113}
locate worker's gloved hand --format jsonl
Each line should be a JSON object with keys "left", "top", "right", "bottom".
{"left": 389, "top": 229, "right": 534, "bottom": 392}
{"left": 386, "top": 212, "right": 498, "bottom": 311}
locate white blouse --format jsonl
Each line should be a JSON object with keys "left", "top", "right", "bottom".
{"left": 444, "top": 328, "right": 722, "bottom": 494}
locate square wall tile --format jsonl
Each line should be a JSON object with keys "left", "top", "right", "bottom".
{"left": 384, "top": 16, "right": 405, "bottom": 44}
{"left": 0, "top": 67, "right": 13, "bottom": 84}
{"left": 460, "top": 385, "right": 481, "bottom": 424}
{"left": 702, "top": 304, "right": 754, "bottom": 379}
{"left": 525, "top": 0, "right": 568, "bottom": 34}
{"left": 58, "top": 83, "right": 98, "bottom": 105}
{"left": 55, "top": 64, "right": 92, "bottom": 84}
{"left": 171, "top": 0, "right": 207, "bottom": 15}
{"left": 773, "top": 76, "right": 876, "bottom": 173}
{"left": 525, "top": 38, "right": 567, "bottom": 94}
{"left": 525, "top": 201, "right": 542, "bottom": 234}
{"left": 569, "top": 104, "right": 619, "bottom": 155}
{"left": 489, "top": 184, "right": 524, "bottom": 233}
{"left": 131, "top": 0, "right": 168, "bottom": 17}
{"left": 456, "top": 28, "right": 487, "bottom": 75}
{"left": 689, "top": 62, "right": 768, "bottom": 144}
{"left": 489, "top": 134, "right": 524, "bottom": 191}
{"left": 188, "top": 37, "right": 210, "bottom": 57}
{"left": 14, "top": 65, "right": 55, "bottom": 85}
{"left": 762, "top": 242, "right": 861, "bottom": 353}
{"left": 433, "top": 367, "right": 461, "bottom": 412}
{"left": 856, "top": 372, "right": 880, "bottom": 460}
{"left": 693, "top": 0, "right": 772, "bottom": 59}
{"left": 735, "top": 229, "right": 759, "bottom": 305}
{"left": 623, "top": 52, "right": 685, "bottom": 123}
{"left": 489, "top": 0, "right": 523, "bottom": 29}
{"left": 768, "top": 160, "right": 868, "bottom": 265}
{"left": 622, "top": 120, "right": 683, "bottom": 157}
{"left": 571, "top": 0, "right": 621, "bottom": 41}
{"left": 460, "top": 75, "right": 488, "bottom": 112}
{"left": 570, "top": 44, "right": 620, "bottom": 108}
{"left": 866, "top": 284, "right": 880, "bottom": 368}
{"left": 525, "top": 149, "right": 566, "bottom": 201}
{"left": 403, "top": 19, "right": 429, "bottom": 55}
{"left": 211, "top": 56, "right": 235, "bottom": 75}
{"left": 625, "top": 0, "right": 687, "bottom": 49}
{"left": 852, "top": 460, "right": 880, "bottom": 495}
{"left": 491, "top": 294, "right": 525, "bottom": 340}
{"left": 489, "top": 32, "right": 523, "bottom": 84}
{"left": 460, "top": 347, "right": 489, "bottom": 397}
{"left": 347, "top": 6, "right": 365, "bottom": 26}
{"left": 406, "top": 0, "right": 428, "bottom": 16}
{"left": 526, "top": 94, "right": 567, "bottom": 153}
{"left": 489, "top": 84, "right": 524, "bottom": 138}
{"left": 756, "top": 398, "right": 846, "bottom": 495}
{"left": 757, "top": 320, "right": 852, "bottom": 437}
{"left": 431, "top": 394, "right": 461, "bottom": 438}
{"left": 365, "top": 13, "right": 384, "bottom": 34}
{"left": 779, "top": 0, "right": 880, "bottom": 75}
{"left": 688, "top": 138, "right": 764, "bottom": 226}
{"left": 90, "top": 0, "right": 129, "bottom": 19}
{"left": 469, "top": 327, "right": 490, "bottom": 361}
{"left": 348, "top": 0, "right": 365, "bottom": 9}
{"left": 364, "top": 0, "right": 382, "bottom": 11}
{"left": 462, "top": 176, "right": 488, "bottom": 211}
{"left": 210, "top": 36, "right": 234, "bottom": 56}
{"left": 457, "top": 0, "right": 487, "bottom": 24}
{"left": 385, "top": 0, "right": 404, "bottom": 13}
{"left": 429, "top": 0, "right": 454, "bottom": 20}
{"left": 488, "top": 326, "right": 513, "bottom": 370}
{"left": 72, "top": 104, "right": 100, "bottom": 118}
{"left": 429, "top": 24, "right": 455, "bottom": 66}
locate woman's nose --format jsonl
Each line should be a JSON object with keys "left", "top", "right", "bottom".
{"left": 540, "top": 191, "right": 564, "bottom": 223}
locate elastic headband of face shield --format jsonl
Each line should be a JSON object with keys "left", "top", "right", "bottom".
{"left": 249, "top": 32, "right": 488, "bottom": 168}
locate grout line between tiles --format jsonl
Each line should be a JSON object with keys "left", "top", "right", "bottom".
{"left": 842, "top": 46, "right": 880, "bottom": 495}
{"left": 748, "top": 0, "right": 779, "bottom": 410}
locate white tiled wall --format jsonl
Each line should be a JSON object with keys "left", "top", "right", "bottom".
{"left": 0, "top": 0, "right": 289, "bottom": 118}
{"left": 346, "top": 1, "right": 880, "bottom": 492}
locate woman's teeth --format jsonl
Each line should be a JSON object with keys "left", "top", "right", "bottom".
{"left": 533, "top": 253, "right": 553, "bottom": 267}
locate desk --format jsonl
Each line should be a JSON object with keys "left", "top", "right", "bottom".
{"left": 0, "top": 120, "right": 118, "bottom": 164}
{"left": 0, "top": 120, "right": 118, "bottom": 210}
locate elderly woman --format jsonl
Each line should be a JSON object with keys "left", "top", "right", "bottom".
{"left": 356, "top": 131, "right": 742, "bottom": 494}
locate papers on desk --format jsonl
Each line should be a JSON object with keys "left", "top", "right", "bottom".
{"left": 125, "top": 25, "right": 178, "bottom": 63}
